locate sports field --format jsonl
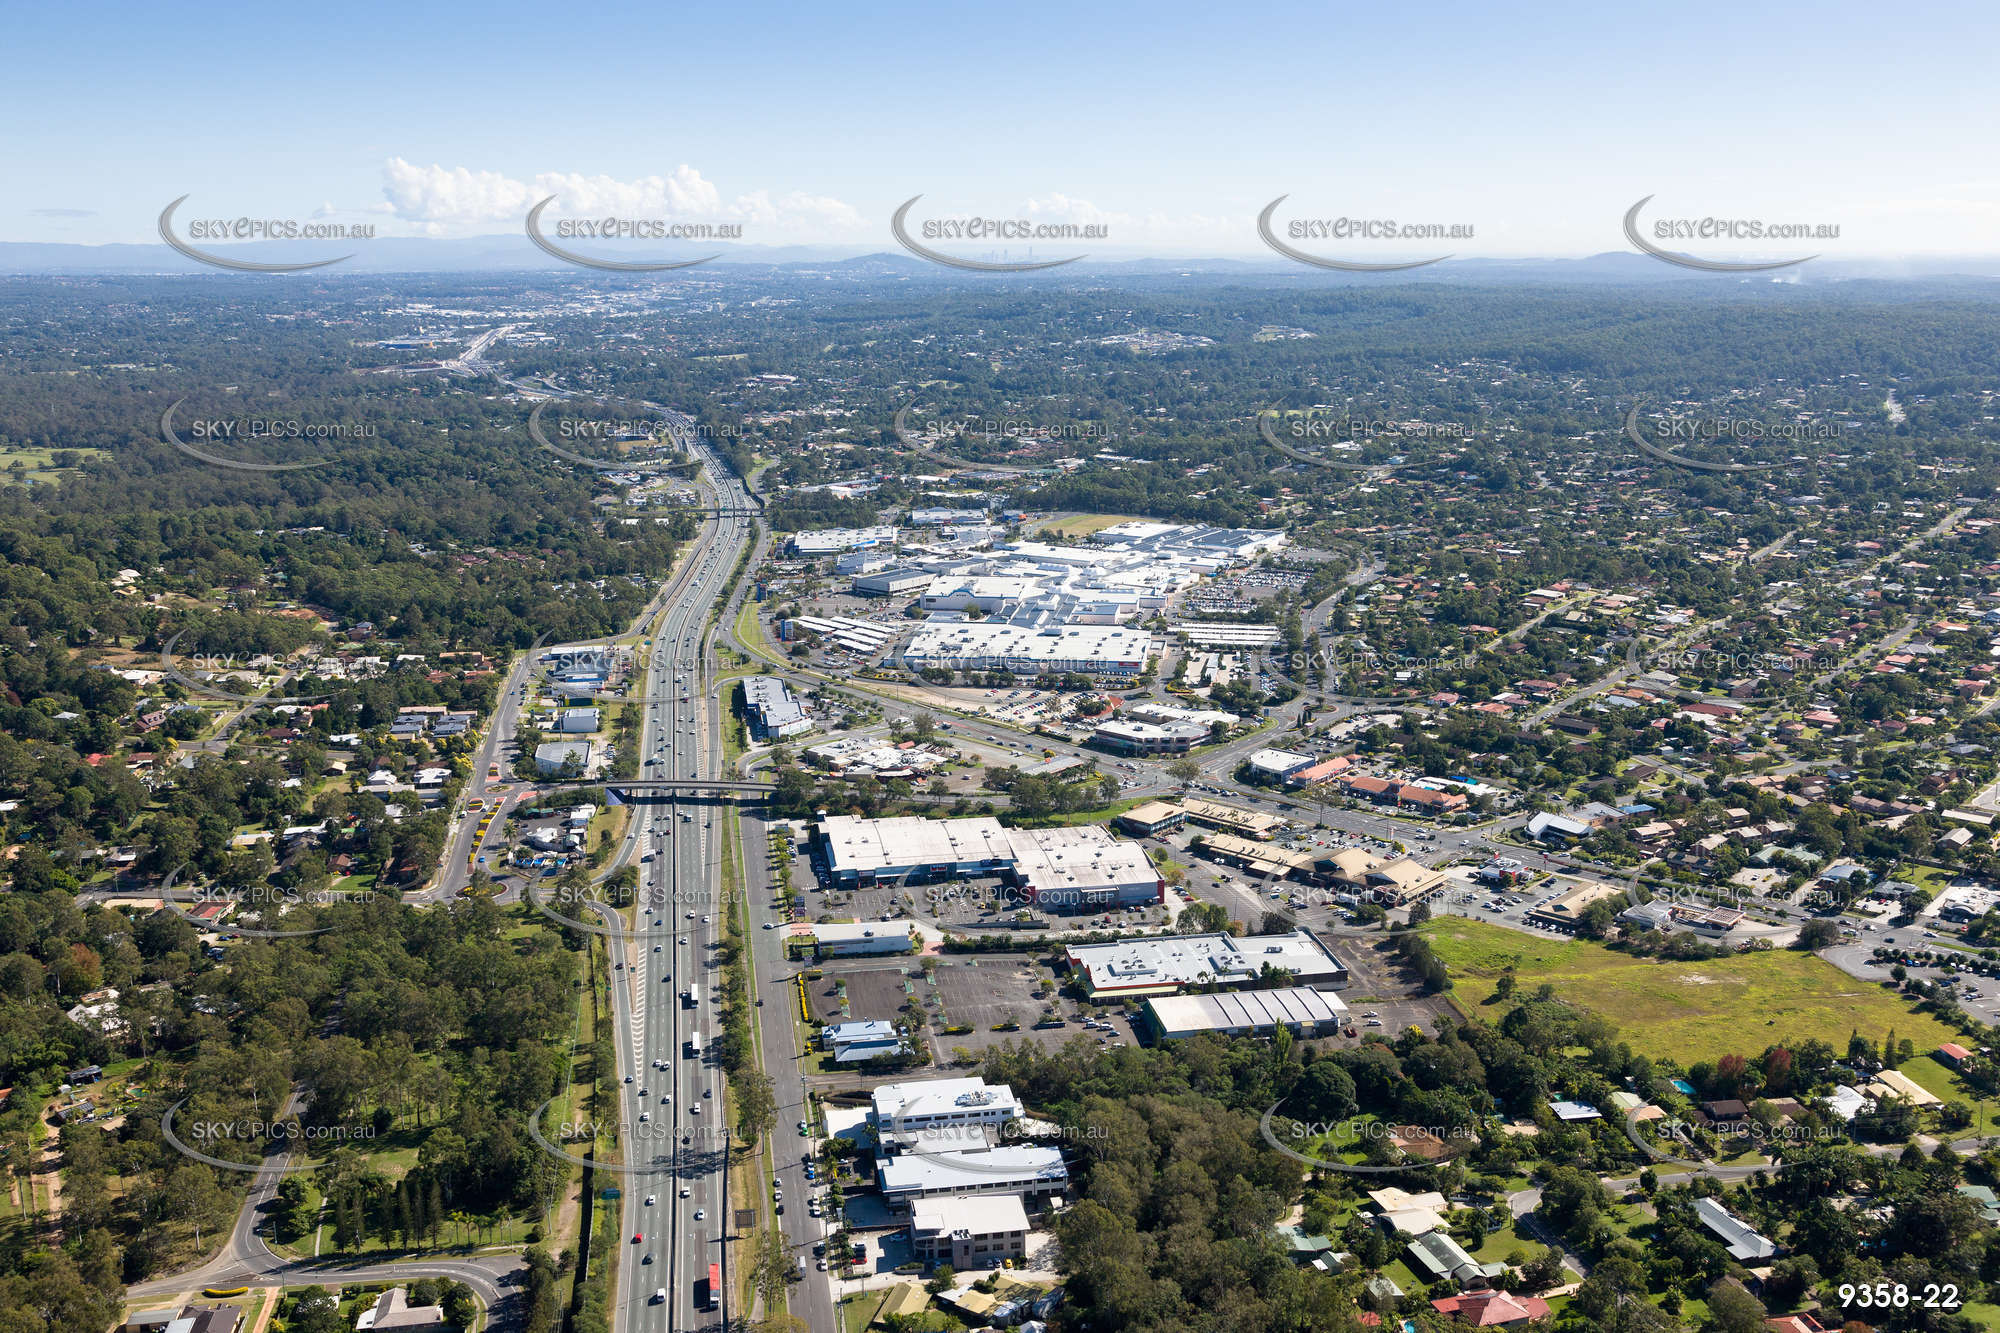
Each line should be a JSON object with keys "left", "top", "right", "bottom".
{"left": 1421, "top": 916, "right": 1959, "bottom": 1060}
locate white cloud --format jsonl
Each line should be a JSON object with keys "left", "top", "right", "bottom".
{"left": 378, "top": 159, "right": 867, "bottom": 238}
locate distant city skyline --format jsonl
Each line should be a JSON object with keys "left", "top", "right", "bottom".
{"left": 6, "top": 0, "right": 1997, "bottom": 260}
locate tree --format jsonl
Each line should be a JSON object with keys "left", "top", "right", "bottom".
{"left": 735, "top": 1069, "right": 777, "bottom": 1152}
{"left": 288, "top": 1289, "right": 345, "bottom": 1333}
{"left": 1703, "top": 1278, "right": 1768, "bottom": 1333}
{"left": 749, "top": 1227, "right": 793, "bottom": 1313}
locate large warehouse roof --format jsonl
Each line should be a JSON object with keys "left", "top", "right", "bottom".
{"left": 817, "top": 816, "right": 1158, "bottom": 899}
{"left": 903, "top": 622, "right": 1154, "bottom": 669}
{"left": 1147, "top": 985, "right": 1348, "bottom": 1037}
{"left": 820, "top": 815, "right": 1013, "bottom": 876}
{"left": 1001, "top": 825, "right": 1156, "bottom": 898}
{"left": 1066, "top": 929, "right": 1347, "bottom": 995}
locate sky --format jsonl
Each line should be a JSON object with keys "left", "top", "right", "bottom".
{"left": 6, "top": 0, "right": 1997, "bottom": 262}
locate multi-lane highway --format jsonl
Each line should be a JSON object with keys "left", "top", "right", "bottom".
{"left": 598, "top": 429, "right": 754, "bottom": 1333}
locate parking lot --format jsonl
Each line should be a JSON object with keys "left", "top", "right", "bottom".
{"left": 1824, "top": 935, "right": 2000, "bottom": 1025}
{"left": 1319, "top": 935, "right": 1453, "bottom": 1039}
{"left": 805, "top": 947, "right": 1154, "bottom": 1066}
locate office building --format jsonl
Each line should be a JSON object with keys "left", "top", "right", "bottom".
{"left": 909, "top": 1194, "right": 1032, "bottom": 1268}
{"left": 741, "top": 676, "right": 812, "bottom": 739}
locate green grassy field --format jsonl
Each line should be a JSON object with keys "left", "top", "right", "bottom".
{"left": 1420, "top": 916, "right": 1960, "bottom": 1060}
{"left": 1035, "top": 513, "right": 1141, "bottom": 538}
{"left": 0, "top": 444, "right": 103, "bottom": 483}
{"left": 1892, "top": 1053, "right": 1985, "bottom": 1111}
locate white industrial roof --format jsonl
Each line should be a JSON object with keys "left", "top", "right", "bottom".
{"left": 1146, "top": 985, "right": 1347, "bottom": 1035}
{"left": 878, "top": 1146, "right": 1067, "bottom": 1195}
{"left": 1068, "top": 929, "right": 1345, "bottom": 991}
{"left": 873, "top": 1076, "right": 1021, "bottom": 1124}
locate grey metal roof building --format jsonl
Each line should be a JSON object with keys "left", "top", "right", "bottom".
{"left": 741, "top": 675, "right": 811, "bottom": 738}
{"left": 877, "top": 1145, "right": 1068, "bottom": 1203}
{"left": 1692, "top": 1196, "right": 1777, "bottom": 1260}
{"left": 1145, "top": 985, "right": 1348, "bottom": 1039}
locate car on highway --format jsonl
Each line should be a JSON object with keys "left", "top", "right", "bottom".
{"left": 632, "top": 1233, "right": 643, "bottom": 1243}
{"left": 644, "top": 1194, "right": 655, "bottom": 1205}
{"left": 693, "top": 1209, "right": 705, "bottom": 1220}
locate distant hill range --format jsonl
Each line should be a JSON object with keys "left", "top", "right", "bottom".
{"left": 3, "top": 235, "right": 1998, "bottom": 283}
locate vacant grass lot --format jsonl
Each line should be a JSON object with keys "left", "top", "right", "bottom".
{"left": 1035, "top": 513, "right": 1143, "bottom": 538}
{"left": 1420, "top": 917, "right": 1959, "bottom": 1059}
